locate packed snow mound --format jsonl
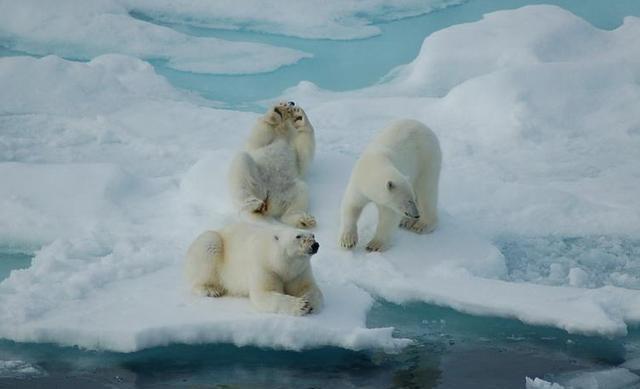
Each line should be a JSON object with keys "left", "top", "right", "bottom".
{"left": 122, "top": 0, "right": 465, "bottom": 40}
{"left": 0, "top": 163, "right": 133, "bottom": 247}
{"left": 0, "top": 0, "right": 309, "bottom": 74}
{"left": 0, "top": 55, "right": 180, "bottom": 116}
{"left": 283, "top": 5, "right": 640, "bottom": 237}
{"left": 0, "top": 55, "right": 256, "bottom": 176}
{"left": 380, "top": 4, "right": 640, "bottom": 96}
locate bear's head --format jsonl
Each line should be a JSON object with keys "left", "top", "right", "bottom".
{"left": 270, "top": 228, "right": 319, "bottom": 279}
{"left": 273, "top": 228, "right": 319, "bottom": 258}
{"left": 374, "top": 176, "right": 420, "bottom": 220}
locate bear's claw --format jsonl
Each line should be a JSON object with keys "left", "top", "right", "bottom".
{"left": 365, "top": 239, "right": 387, "bottom": 252}
{"left": 297, "top": 214, "right": 316, "bottom": 229}
{"left": 247, "top": 196, "right": 268, "bottom": 215}
{"left": 292, "top": 297, "right": 313, "bottom": 316}
{"left": 399, "top": 218, "right": 426, "bottom": 233}
{"left": 200, "top": 284, "right": 226, "bottom": 297}
{"left": 339, "top": 231, "right": 358, "bottom": 249}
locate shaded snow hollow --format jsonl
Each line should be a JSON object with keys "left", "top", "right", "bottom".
{"left": 1, "top": 5, "right": 640, "bottom": 352}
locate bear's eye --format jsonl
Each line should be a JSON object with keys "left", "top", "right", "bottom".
{"left": 296, "top": 234, "right": 302, "bottom": 239}
{"left": 274, "top": 235, "right": 279, "bottom": 241}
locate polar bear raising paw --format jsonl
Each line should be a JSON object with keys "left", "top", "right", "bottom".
{"left": 185, "top": 223, "right": 323, "bottom": 316}
{"left": 338, "top": 119, "right": 442, "bottom": 252}
{"left": 229, "top": 102, "right": 317, "bottom": 228}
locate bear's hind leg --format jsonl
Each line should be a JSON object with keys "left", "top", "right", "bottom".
{"left": 185, "top": 231, "right": 227, "bottom": 297}
{"left": 280, "top": 180, "right": 316, "bottom": 229}
{"left": 229, "top": 152, "right": 269, "bottom": 214}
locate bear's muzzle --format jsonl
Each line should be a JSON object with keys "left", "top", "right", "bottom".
{"left": 310, "top": 241, "right": 319, "bottom": 254}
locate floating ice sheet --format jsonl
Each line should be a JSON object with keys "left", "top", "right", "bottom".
{"left": 0, "top": 0, "right": 309, "bottom": 74}
{"left": 2, "top": 5, "right": 640, "bottom": 352}
{"left": 122, "top": 0, "right": 466, "bottom": 40}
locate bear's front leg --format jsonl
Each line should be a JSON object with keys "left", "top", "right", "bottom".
{"left": 286, "top": 269, "right": 323, "bottom": 313}
{"left": 366, "top": 205, "right": 399, "bottom": 252}
{"left": 338, "top": 194, "right": 366, "bottom": 249}
{"left": 250, "top": 289, "right": 313, "bottom": 316}
{"left": 249, "top": 273, "right": 312, "bottom": 316}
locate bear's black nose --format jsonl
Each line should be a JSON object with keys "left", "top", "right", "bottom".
{"left": 311, "top": 242, "right": 319, "bottom": 254}
{"left": 287, "top": 101, "right": 295, "bottom": 106}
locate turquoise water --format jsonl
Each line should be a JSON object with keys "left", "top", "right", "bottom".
{"left": 0, "top": 252, "right": 31, "bottom": 281}
{"left": 140, "top": 0, "right": 640, "bottom": 108}
{"left": 0, "top": 300, "right": 633, "bottom": 388}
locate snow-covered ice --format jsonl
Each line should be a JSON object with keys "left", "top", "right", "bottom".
{"left": 555, "top": 368, "right": 640, "bottom": 389}
{"left": 0, "top": 0, "right": 310, "bottom": 74}
{"left": 122, "top": 0, "right": 465, "bottom": 40}
{"left": 0, "top": 360, "right": 46, "bottom": 378}
{"left": 527, "top": 367, "right": 640, "bottom": 389}
{"left": 526, "top": 377, "right": 564, "bottom": 389}
{"left": 1, "top": 4, "right": 640, "bottom": 352}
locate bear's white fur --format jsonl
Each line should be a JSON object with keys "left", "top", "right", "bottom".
{"left": 338, "top": 119, "right": 442, "bottom": 252}
{"left": 185, "top": 222, "right": 323, "bottom": 315}
{"left": 229, "top": 102, "right": 316, "bottom": 228}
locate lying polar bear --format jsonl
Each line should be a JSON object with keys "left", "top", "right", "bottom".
{"left": 185, "top": 222, "right": 323, "bottom": 315}
{"left": 338, "top": 119, "right": 442, "bottom": 252}
{"left": 229, "top": 102, "right": 317, "bottom": 228}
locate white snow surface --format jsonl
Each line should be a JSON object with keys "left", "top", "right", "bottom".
{"left": 555, "top": 368, "right": 640, "bottom": 389}
{"left": 526, "top": 377, "right": 564, "bottom": 389}
{"left": 1, "top": 5, "right": 640, "bottom": 352}
{"left": 121, "top": 0, "right": 465, "bottom": 40}
{"left": 0, "top": 360, "right": 46, "bottom": 378}
{"left": 0, "top": 0, "right": 309, "bottom": 74}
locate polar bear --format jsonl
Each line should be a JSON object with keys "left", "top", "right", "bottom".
{"left": 229, "top": 102, "right": 317, "bottom": 228}
{"left": 338, "top": 119, "right": 442, "bottom": 252}
{"left": 185, "top": 222, "right": 323, "bottom": 315}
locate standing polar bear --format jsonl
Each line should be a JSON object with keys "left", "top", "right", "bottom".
{"left": 229, "top": 102, "right": 317, "bottom": 228}
{"left": 185, "top": 223, "right": 323, "bottom": 315}
{"left": 338, "top": 119, "right": 442, "bottom": 252}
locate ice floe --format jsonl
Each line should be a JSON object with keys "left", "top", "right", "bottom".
{"left": 0, "top": 0, "right": 309, "bottom": 74}
{"left": 1, "top": 5, "right": 640, "bottom": 352}
{"left": 122, "top": 0, "right": 465, "bottom": 40}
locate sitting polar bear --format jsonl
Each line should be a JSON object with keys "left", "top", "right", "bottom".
{"left": 185, "top": 222, "right": 323, "bottom": 315}
{"left": 229, "top": 102, "right": 316, "bottom": 228}
{"left": 338, "top": 119, "right": 442, "bottom": 252}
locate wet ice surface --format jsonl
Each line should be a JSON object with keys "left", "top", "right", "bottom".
{"left": 500, "top": 236, "right": 640, "bottom": 289}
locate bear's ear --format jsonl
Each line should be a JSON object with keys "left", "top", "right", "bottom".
{"left": 274, "top": 235, "right": 279, "bottom": 241}
{"left": 387, "top": 181, "right": 395, "bottom": 191}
